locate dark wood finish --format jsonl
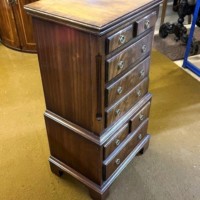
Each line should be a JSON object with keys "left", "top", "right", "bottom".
{"left": 135, "top": 11, "right": 157, "bottom": 36}
{"left": 0, "top": 0, "right": 20, "bottom": 49}
{"left": 130, "top": 101, "right": 151, "bottom": 132}
{"left": 89, "top": 189, "right": 110, "bottom": 200}
{"left": 103, "top": 120, "right": 149, "bottom": 180}
{"left": 106, "top": 57, "right": 150, "bottom": 106}
{"left": 104, "top": 123, "right": 129, "bottom": 159}
{"left": 25, "top": 0, "right": 162, "bottom": 199}
{"left": 32, "top": 18, "right": 105, "bottom": 134}
{"left": 25, "top": 0, "right": 161, "bottom": 34}
{"left": 106, "top": 25, "right": 133, "bottom": 53}
{"left": 49, "top": 161, "right": 64, "bottom": 177}
{"left": 106, "top": 78, "right": 149, "bottom": 127}
{"left": 45, "top": 116, "right": 103, "bottom": 185}
{"left": 0, "top": 0, "right": 37, "bottom": 52}
{"left": 137, "top": 138, "right": 150, "bottom": 156}
{"left": 106, "top": 32, "right": 153, "bottom": 81}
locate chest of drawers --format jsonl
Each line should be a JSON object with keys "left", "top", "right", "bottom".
{"left": 25, "top": 0, "right": 162, "bottom": 199}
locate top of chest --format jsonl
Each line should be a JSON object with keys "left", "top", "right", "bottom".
{"left": 24, "top": 0, "right": 161, "bottom": 35}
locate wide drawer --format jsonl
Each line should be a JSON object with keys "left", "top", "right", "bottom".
{"left": 130, "top": 101, "right": 151, "bottom": 132}
{"left": 106, "top": 31, "right": 153, "bottom": 82}
{"left": 135, "top": 11, "right": 157, "bottom": 36}
{"left": 103, "top": 119, "right": 149, "bottom": 180}
{"left": 105, "top": 57, "right": 150, "bottom": 106}
{"left": 104, "top": 123, "right": 129, "bottom": 159}
{"left": 105, "top": 77, "right": 149, "bottom": 127}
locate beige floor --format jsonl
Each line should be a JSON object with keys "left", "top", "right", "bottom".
{"left": 1, "top": 44, "right": 200, "bottom": 200}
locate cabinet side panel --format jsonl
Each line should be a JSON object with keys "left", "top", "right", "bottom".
{"left": 32, "top": 18, "right": 104, "bottom": 134}
{"left": 45, "top": 117, "right": 103, "bottom": 185}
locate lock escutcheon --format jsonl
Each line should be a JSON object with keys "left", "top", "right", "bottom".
{"left": 115, "top": 109, "right": 121, "bottom": 116}
{"left": 119, "top": 34, "right": 126, "bottom": 44}
{"left": 115, "top": 158, "right": 121, "bottom": 165}
{"left": 117, "top": 86, "right": 123, "bottom": 95}
{"left": 117, "top": 60, "right": 124, "bottom": 70}
{"left": 144, "top": 20, "right": 150, "bottom": 29}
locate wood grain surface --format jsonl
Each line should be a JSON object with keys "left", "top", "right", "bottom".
{"left": 106, "top": 57, "right": 150, "bottom": 106}
{"left": 106, "top": 78, "right": 149, "bottom": 127}
{"left": 106, "top": 31, "right": 153, "bottom": 81}
{"left": 24, "top": 0, "right": 161, "bottom": 28}
{"left": 103, "top": 119, "right": 149, "bottom": 180}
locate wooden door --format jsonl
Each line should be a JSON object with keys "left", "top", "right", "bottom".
{"left": 12, "top": 0, "right": 37, "bottom": 52}
{"left": 0, "top": 0, "right": 20, "bottom": 49}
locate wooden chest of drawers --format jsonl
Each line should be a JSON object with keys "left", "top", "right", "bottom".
{"left": 25, "top": 0, "right": 162, "bottom": 199}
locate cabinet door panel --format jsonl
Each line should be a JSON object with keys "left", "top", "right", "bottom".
{"left": 0, "top": 0, "right": 20, "bottom": 49}
{"left": 12, "top": 0, "right": 37, "bottom": 52}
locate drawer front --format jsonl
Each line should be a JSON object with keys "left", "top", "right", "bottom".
{"left": 106, "top": 57, "right": 150, "bottom": 106}
{"left": 130, "top": 101, "right": 151, "bottom": 132}
{"left": 103, "top": 119, "right": 149, "bottom": 180}
{"left": 106, "top": 77, "right": 149, "bottom": 127}
{"left": 106, "top": 31, "right": 153, "bottom": 82}
{"left": 106, "top": 25, "right": 133, "bottom": 54}
{"left": 104, "top": 123, "right": 129, "bottom": 159}
{"left": 135, "top": 12, "right": 157, "bottom": 36}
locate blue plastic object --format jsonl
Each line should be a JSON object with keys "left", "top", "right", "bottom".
{"left": 183, "top": 1, "right": 200, "bottom": 76}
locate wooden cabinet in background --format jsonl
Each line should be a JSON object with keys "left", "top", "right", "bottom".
{"left": 0, "top": 0, "right": 37, "bottom": 52}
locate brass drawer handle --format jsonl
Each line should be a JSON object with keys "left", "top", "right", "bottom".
{"left": 139, "top": 69, "right": 145, "bottom": 78}
{"left": 115, "top": 158, "right": 121, "bottom": 165}
{"left": 117, "top": 86, "right": 123, "bottom": 95}
{"left": 115, "top": 139, "right": 121, "bottom": 146}
{"left": 138, "top": 134, "right": 142, "bottom": 140}
{"left": 141, "top": 45, "right": 147, "bottom": 53}
{"left": 144, "top": 20, "right": 150, "bottom": 29}
{"left": 139, "top": 113, "right": 144, "bottom": 121}
{"left": 137, "top": 90, "right": 142, "bottom": 97}
{"left": 115, "top": 109, "right": 121, "bottom": 116}
{"left": 119, "top": 34, "right": 126, "bottom": 44}
{"left": 117, "top": 60, "right": 124, "bottom": 70}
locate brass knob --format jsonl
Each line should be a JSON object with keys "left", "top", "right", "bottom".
{"left": 115, "top": 109, "right": 121, "bottom": 116}
{"left": 118, "top": 60, "right": 124, "bottom": 70}
{"left": 139, "top": 69, "right": 145, "bottom": 78}
{"left": 137, "top": 90, "right": 142, "bottom": 97}
{"left": 138, "top": 134, "right": 142, "bottom": 140}
{"left": 115, "top": 158, "right": 121, "bottom": 165}
{"left": 141, "top": 45, "right": 147, "bottom": 53}
{"left": 119, "top": 34, "right": 126, "bottom": 44}
{"left": 117, "top": 86, "right": 123, "bottom": 95}
{"left": 144, "top": 20, "right": 150, "bottom": 29}
{"left": 115, "top": 139, "right": 121, "bottom": 146}
{"left": 139, "top": 113, "right": 144, "bottom": 121}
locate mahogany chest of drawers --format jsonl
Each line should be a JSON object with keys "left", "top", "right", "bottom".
{"left": 25, "top": 0, "right": 162, "bottom": 199}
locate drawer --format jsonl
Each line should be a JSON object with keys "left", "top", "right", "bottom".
{"left": 104, "top": 123, "right": 129, "bottom": 159}
{"left": 105, "top": 57, "right": 150, "bottom": 106}
{"left": 105, "top": 77, "right": 149, "bottom": 127}
{"left": 103, "top": 119, "right": 149, "bottom": 180}
{"left": 106, "top": 31, "right": 153, "bottom": 82}
{"left": 106, "top": 25, "right": 133, "bottom": 54}
{"left": 135, "top": 12, "right": 157, "bottom": 36}
{"left": 130, "top": 101, "right": 151, "bottom": 132}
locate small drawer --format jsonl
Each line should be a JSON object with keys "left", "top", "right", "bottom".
{"left": 130, "top": 102, "right": 151, "bottom": 132}
{"left": 135, "top": 12, "right": 157, "bottom": 36}
{"left": 106, "top": 31, "right": 153, "bottom": 82}
{"left": 104, "top": 123, "right": 129, "bottom": 160}
{"left": 105, "top": 57, "right": 150, "bottom": 106}
{"left": 105, "top": 77, "right": 149, "bottom": 127}
{"left": 106, "top": 25, "right": 133, "bottom": 54}
{"left": 103, "top": 119, "right": 149, "bottom": 180}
